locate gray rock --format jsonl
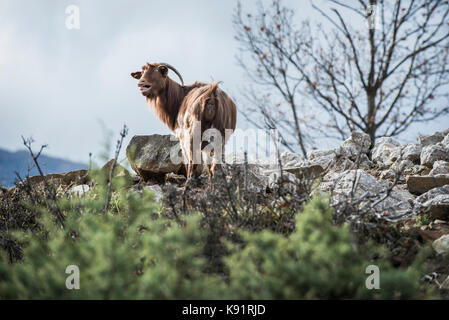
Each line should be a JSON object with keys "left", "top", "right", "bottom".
{"left": 69, "top": 184, "right": 90, "bottom": 196}
{"left": 280, "top": 151, "right": 304, "bottom": 167}
{"left": 402, "top": 144, "right": 421, "bottom": 163}
{"left": 430, "top": 161, "right": 449, "bottom": 176}
{"left": 432, "top": 234, "right": 449, "bottom": 255}
{"left": 126, "top": 135, "right": 182, "bottom": 179}
{"left": 144, "top": 185, "right": 163, "bottom": 202}
{"left": 308, "top": 148, "right": 336, "bottom": 160}
{"left": 420, "top": 144, "right": 449, "bottom": 168}
{"left": 414, "top": 185, "right": 449, "bottom": 219}
{"left": 442, "top": 133, "right": 449, "bottom": 148}
{"left": 371, "top": 137, "right": 401, "bottom": 166}
{"left": 321, "top": 169, "right": 411, "bottom": 218}
{"left": 268, "top": 170, "right": 299, "bottom": 193}
{"left": 341, "top": 131, "right": 371, "bottom": 154}
{"left": 419, "top": 131, "right": 446, "bottom": 147}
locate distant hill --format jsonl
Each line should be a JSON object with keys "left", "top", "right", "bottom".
{"left": 0, "top": 148, "right": 88, "bottom": 187}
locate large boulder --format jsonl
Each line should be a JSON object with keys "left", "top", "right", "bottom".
{"left": 126, "top": 135, "right": 182, "bottom": 179}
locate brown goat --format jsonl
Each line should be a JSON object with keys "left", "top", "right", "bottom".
{"left": 131, "top": 62, "right": 237, "bottom": 179}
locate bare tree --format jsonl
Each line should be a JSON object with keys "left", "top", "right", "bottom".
{"left": 234, "top": 0, "right": 449, "bottom": 157}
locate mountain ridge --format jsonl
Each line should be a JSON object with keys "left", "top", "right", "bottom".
{"left": 0, "top": 148, "right": 88, "bottom": 187}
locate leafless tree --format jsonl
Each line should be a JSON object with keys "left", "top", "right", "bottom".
{"left": 234, "top": 0, "right": 449, "bottom": 157}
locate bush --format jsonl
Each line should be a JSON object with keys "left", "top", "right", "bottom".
{"left": 0, "top": 178, "right": 434, "bottom": 299}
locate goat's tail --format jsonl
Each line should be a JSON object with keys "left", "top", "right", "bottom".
{"left": 202, "top": 82, "right": 221, "bottom": 122}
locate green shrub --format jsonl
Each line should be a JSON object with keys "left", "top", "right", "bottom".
{"left": 0, "top": 183, "right": 434, "bottom": 299}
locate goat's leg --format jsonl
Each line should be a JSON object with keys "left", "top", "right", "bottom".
{"left": 187, "top": 135, "right": 198, "bottom": 180}
{"left": 210, "top": 145, "right": 225, "bottom": 176}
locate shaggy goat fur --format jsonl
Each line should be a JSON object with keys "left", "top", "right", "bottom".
{"left": 131, "top": 63, "right": 237, "bottom": 179}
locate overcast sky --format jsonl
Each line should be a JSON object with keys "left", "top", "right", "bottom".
{"left": 1, "top": 0, "right": 447, "bottom": 164}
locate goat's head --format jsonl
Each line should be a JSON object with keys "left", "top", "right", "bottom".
{"left": 131, "top": 62, "right": 184, "bottom": 98}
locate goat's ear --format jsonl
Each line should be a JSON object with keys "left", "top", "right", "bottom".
{"left": 131, "top": 71, "right": 142, "bottom": 79}
{"left": 158, "top": 65, "right": 168, "bottom": 77}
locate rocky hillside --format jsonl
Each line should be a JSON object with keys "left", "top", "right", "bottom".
{"left": 2, "top": 128, "right": 449, "bottom": 293}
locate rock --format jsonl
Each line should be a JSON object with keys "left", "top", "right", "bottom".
{"left": 280, "top": 151, "right": 304, "bottom": 167}
{"left": 374, "top": 189, "right": 413, "bottom": 217}
{"left": 25, "top": 169, "right": 88, "bottom": 187}
{"left": 69, "top": 184, "right": 90, "bottom": 196}
{"left": 402, "top": 144, "right": 421, "bottom": 163}
{"left": 371, "top": 137, "right": 401, "bottom": 166}
{"left": 165, "top": 172, "right": 186, "bottom": 184}
{"left": 287, "top": 164, "right": 325, "bottom": 179}
{"left": 406, "top": 175, "right": 449, "bottom": 195}
{"left": 341, "top": 131, "right": 371, "bottom": 154}
{"left": 432, "top": 234, "right": 449, "bottom": 255}
{"left": 414, "top": 185, "right": 449, "bottom": 219}
{"left": 417, "top": 222, "right": 449, "bottom": 242}
{"left": 442, "top": 133, "right": 449, "bottom": 148}
{"left": 403, "top": 165, "right": 430, "bottom": 177}
{"left": 429, "top": 161, "right": 449, "bottom": 176}
{"left": 126, "top": 135, "right": 182, "bottom": 179}
{"left": 144, "top": 185, "right": 163, "bottom": 202}
{"left": 267, "top": 171, "right": 299, "bottom": 193}
{"left": 321, "top": 169, "right": 382, "bottom": 196}
{"left": 308, "top": 148, "right": 336, "bottom": 160}
{"left": 419, "top": 131, "right": 446, "bottom": 147}
{"left": 101, "top": 159, "right": 132, "bottom": 182}
{"left": 320, "top": 169, "right": 411, "bottom": 218}
{"left": 420, "top": 145, "right": 449, "bottom": 168}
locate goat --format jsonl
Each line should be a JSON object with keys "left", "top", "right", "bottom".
{"left": 131, "top": 62, "right": 237, "bottom": 179}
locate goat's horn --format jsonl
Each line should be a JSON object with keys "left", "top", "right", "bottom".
{"left": 160, "top": 62, "right": 184, "bottom": 86}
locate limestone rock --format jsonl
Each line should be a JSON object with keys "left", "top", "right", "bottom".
{"left": 429, "top": 161, "right": 449, "bottom": 176}
{"left": 432, "top": 234, "right": 449, "bottom": 255}
{"left": 341, "top": 131, "right": 371, "bottom": 154}
{"left": 69, "top": 184, "right": 90, "bottom": 196}
{"left": 419, "top": 131, "right": 447, "bottom": 147}
{"left": 371, "top": 137, "right": 401, "bottom": 166}
{"left": 402, "top": 144, "right": 421, "bottom": 163}
{"left": 126, "top": 135, "right": 182, "bottom": 179}
{"left": 414, "top": 185, "right": 449, "bottom": 219}
{"left": 420, "top": 145, "right": 449, "bottom": 168}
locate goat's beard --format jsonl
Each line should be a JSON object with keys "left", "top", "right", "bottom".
{"left": 142, "top": 90, "right": 154, "bottom": 98}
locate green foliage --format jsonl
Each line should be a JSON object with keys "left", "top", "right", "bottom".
{"left": 225, "top": 197, "right": 430, "bottom": 299}
{"left": 0, "top": 182, "right": 434, "bottom": 299}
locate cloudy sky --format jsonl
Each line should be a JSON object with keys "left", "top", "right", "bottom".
{"left": 0, "top": 0, "right": 447, "bottom": 164}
